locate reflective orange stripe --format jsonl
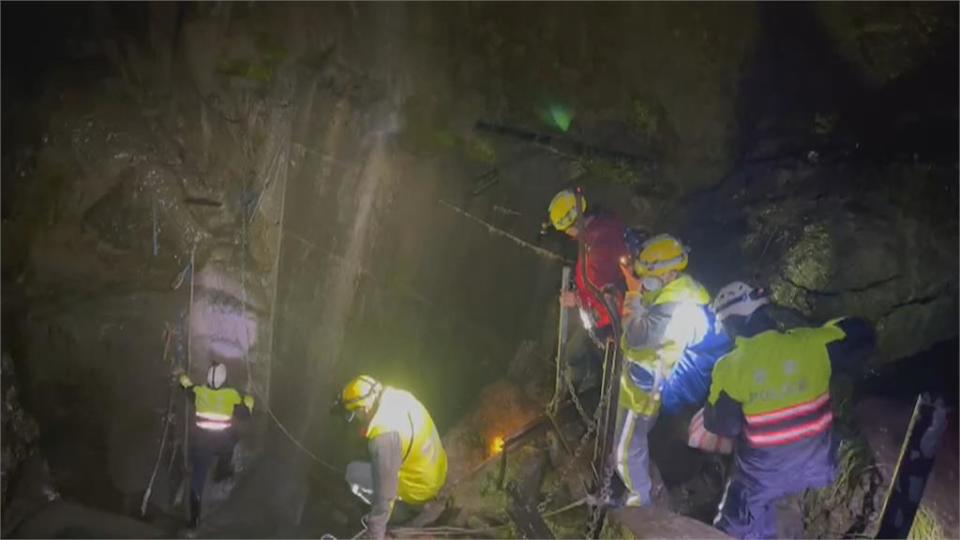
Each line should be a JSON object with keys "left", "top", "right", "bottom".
{"left": 745, "top": 393, "right": 830, "bottom": 427}
{"left": 746, "top": 411, "right": 833, "bottom": 447}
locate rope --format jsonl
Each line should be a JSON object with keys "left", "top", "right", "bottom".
{"left": 176, "top": 243, "right": 198, "bottom": 512}
{"left": 246, "top": 378, "right": 341, "bottom": 475}
{"left": 140, "top": 325, "right": 176, "bottom": 516}
{"left": 439, "top": 200, "right": 571, "bottom": 264}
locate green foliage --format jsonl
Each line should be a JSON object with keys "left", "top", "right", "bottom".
{"left": 830, "top": 436, "right": 874, "bottom": 501}
{"left": 908, "top": 506, "right": 944, "bottom": 540}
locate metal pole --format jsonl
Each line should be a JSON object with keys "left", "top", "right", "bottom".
{"left": 875, "top": 393, "right": 948, "bottom": 539}
{"left": 548, "top": 266, "right": 572, "bottom": 414}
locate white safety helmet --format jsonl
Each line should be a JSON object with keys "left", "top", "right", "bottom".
{"left": 712, "top": 281, "right": 771, "bottom": 322}
{"left": 206, "top": 362, "right": 227, "bottom": 389}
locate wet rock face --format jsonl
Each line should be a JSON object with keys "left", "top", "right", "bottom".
{"left": 683, "top": 161, "right": 958, "bottom": 365}
{"left": 2, "top": 2, "right": 282, "bottom": 521}
{"left": 680, "top": 3, "right": 958, "bottom": 365}
{"left": 749, "top": 169, "right": 957, "bottom": 363}
{"left": 816, "top": 3, "right": 958, "bottom": 88}
{"left": 189, "top": 259, "right": 266, "bottom": 382}
{"left": 1, "top": 354, "right": 41, "bottom": 506}
{"left": 780, "top": 170, "right": 951, "bottom": 361}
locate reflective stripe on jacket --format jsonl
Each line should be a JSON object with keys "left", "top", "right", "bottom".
{"left": 366, "top": 387, "right": 448, "bottom": 503}
{"left": 708, "top": 323, "right": 845, "bottom": 448}
{"left": 194, "top": 386, "right": 243, "bottom": 431}
{"left": 619, "top": 274, "right": 711, "bottom": 415}
{"left": 744, "top": 392, "right": 833, "bottom": 447}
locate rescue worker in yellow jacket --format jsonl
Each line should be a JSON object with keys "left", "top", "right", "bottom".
{"left": 704, "top": 281, "right": 876, "bottom": 538}
{"left": 177, "top": 362, "right": 255, "bottom": 529}
{"left": 335, "top": 376, "right": 448, "bottom": 539}
{"left": 616, "top": 234, "right": 726, "bottom": 506}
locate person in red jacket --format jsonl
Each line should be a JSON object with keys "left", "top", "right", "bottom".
{"left": 547, "top": 188, "right": 629, "bottom": 390}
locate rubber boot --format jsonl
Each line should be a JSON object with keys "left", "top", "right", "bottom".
{"left": 189, "top": 492, "right": 201, "bottom": 529}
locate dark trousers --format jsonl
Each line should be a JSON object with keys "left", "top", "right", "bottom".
{"left": 188, "top": 426, "right": 238, "bottom": 527}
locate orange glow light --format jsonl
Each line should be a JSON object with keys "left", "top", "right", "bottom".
{"left": 490, "top": 435, "right": 505, "bottom": 456}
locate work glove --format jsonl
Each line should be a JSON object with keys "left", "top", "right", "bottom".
{"left": 619, "top": 258, "right": 643, "bottom": 293}
{"left": 622, "top": 292, "right": 648, "bottom": 322}
{"left": 243, "top": 395, "right": 256, "bottom": 411}
{"left": 178, "top": 373, "right": 193, "bottom": 389}
{"left": 559, "top": 290, "right": 578, "bottom": 309}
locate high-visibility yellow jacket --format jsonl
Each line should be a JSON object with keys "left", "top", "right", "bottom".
{"left": 619, "top": 274, "right": 711, "bottom": 415}
{"left": 180, "top": 374, "right": 254, "bottom": 431}
{"left": 366, "top": 387, "right": 448, "bottom": 503}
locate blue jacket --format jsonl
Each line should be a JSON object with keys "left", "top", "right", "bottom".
{"left": 659, "top": 308, "right": 733, "bottom": 415}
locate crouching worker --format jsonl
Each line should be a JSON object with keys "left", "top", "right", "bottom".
{"left": 705, "top": 281, "right": 876, "bottom": 539}
{"left": 176, "top": 362, "right": 255, "bottom": 529}
{"left": 334, "top": 376, "right": 448, "bottom": 539}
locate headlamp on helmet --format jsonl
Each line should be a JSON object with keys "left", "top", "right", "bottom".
{"left": 332, "top": 375, "right": 382, "bottom": 423}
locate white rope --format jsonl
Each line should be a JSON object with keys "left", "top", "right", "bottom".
{"left": 140, "top": 326, "right": 176, "bottom": 516}
{"left": 439, "top": 200, "right": 569, "bottom": 264}
{"left": 245, "top": 377, "right": 341, "bottom": 475}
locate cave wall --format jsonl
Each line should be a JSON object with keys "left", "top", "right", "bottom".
{"left": 1, "top": 2, "right": 956, "bottom": 535}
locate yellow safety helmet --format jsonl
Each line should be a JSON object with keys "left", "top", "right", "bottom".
{"left": 634, "top": 234, "right": 688, "bottom": 277}
{"left": 339, "top": 375, "right": 383, "bottom": 418}
{"left": 548, "top": 189, "right": 587, "bottom": 231}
